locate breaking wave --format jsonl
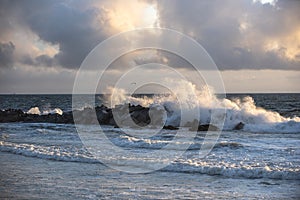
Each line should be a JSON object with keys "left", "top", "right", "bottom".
{"left": 106, "top": 80, "right": 300, "bottom": 133}
{"left": 27, "top": 107, "right": 63, "bottom": 115}
{"left": 0, "top": 140, "right": 298, "bottom": 180}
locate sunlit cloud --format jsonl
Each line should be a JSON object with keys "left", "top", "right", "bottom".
{"left": 0, "top": 13, "right": 59, "bottom": 67}
{"left": 95, "top": 0, "right": 159, "bottom": 32}
{"left": 264, "top": 28, "right": 300, "bottom": 61}
{"left": 253, "top": 0, "right": 277, "bottom": 6}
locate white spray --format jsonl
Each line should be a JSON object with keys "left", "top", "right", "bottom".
{"left": 106, "top": 79, "right": 300, "bottom": 133}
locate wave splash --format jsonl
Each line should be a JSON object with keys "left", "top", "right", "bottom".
{"left": 106, "top": 80, "right": 300, "bottom": 133}
{"left": 27, "top": 107, "right": 63, "bottom": 115}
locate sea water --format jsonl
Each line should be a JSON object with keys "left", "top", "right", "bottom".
{"left": 0, "top": 92, "right": 299, "bottom": 199}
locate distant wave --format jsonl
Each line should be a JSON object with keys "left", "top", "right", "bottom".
{"left": 163, "top": 161, "right": 300, "bottom": 180}
{"left": 1, "top": 80, "right": 300, "bottom": 134}
{"left": 1, "top": 140, "right": 298, "bottom": 180}
{"left": 112, "top": 134, "right": 244, "bottom": 150}
{"left": 0, "top": 141, "right": 98, "bottom": 163}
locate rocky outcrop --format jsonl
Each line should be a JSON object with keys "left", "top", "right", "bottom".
{"left": 234, "top": 122, "right": 245, "bottom": 130}
{"left": 0, "top": 105, "right": 223, "bottom": 131}
{"left": 189, "top": 124, "right": 219, "bottom": 131}
{"left": 0, "top": 109, "right": 26, "bottom": 122}
{"left": 0, "top": 109, "right": 74, "bottom": 124}
{"left": 0, "top": 104, "right": 152, "bottom": 126}
{"left": 188, "top": 119, "right": 219, "bottom": 131}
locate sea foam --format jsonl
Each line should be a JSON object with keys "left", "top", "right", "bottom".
{"left": 0, "top": 140, "right": 298, "bottom": 180}
{"left": 27, "top": 107, "right": 63, "bottom": 115}
{"left": 106, "top": 80, "right": 300, "bottom": 133}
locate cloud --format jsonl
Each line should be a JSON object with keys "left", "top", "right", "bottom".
{"left": 0, "top": 0, "right": 110, "bottom": 69}
{"left": 0, "top": 41, "right": 15, "bottom": 68}
{"left": 26, "top": 2, "right": 107, "bottom": 68}
{"left": 0, "top": 0, "right": 299, "bottom": 71}
{"left": 0, "top": 0, "right": 160, "bottom": 69}
{"left": 156, "top": 0, "right": 300, "bottom": 70}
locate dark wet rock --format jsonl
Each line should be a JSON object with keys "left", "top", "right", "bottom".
{"left": 61, "top": 112, "right": 74, "bottom": 124}
{"left": 198, "top": 124, "right": 219, "bottom": 131}
{"left": 0, "top": 108, "right": 73, "bottom": 124}
{"left": 0, "top": 109, "right": 25, "bottom": 122}
{"left": 130, "top": 108, "right": 150, "bottom": 125}
{"left": 108, "top": 116, "right": 116, "bottom": 126}
{"left": 96, "top": 106, "right": 112, "bottom": 124}
{"left": 0, "top": 105, "right": 156, "bottom": 127}
{"left": 129, "top": 104, "right": 145, "bottom": 113}
{"left": 22, "top": 113, "right": 40, "bottom": 122}
{"left": 114, "top": 124, "right": 120, "bottom": 128}
{"left": 187, "top": 119, "right": 219, "bottom": 131}
{"left": 163, "top": 125, "right": 179, "bottom": 130}
{"left": 189, "top": 124, "right": 219, "bottom": 131}
{"left": 234, "top": 122, "right": 244, "bottom": 130}
{"left": 111, "top": 104, "right": 152, "bottom": 127}
{"left": 0, "top": 105, "right": 218, "bottom": 131}
{"left": 73, "top": 107, "right": 96, "bottom": 124}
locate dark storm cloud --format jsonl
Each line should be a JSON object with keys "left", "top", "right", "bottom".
{"left": 35, "top": 55, "right": 56, "bottom": 67}
{"left": 0, "top": 0, "right": 299, "bottom": 70}
{"left": 156, "top": 0, "right": 300, "bottom": 70}
{"left": 25, "top": 2, "right": 106, "bottom": 68}
{"left": 0, "top": 41, "right": 15, "bottom": 68}
{"left": 134, "top": 50, "right": 192, "bottom": 69}
{"left": 0, "top": 0, "right": 108, "bottom": 69}
{"left": 19, "top": 54, "right": 56, "bottom": 67}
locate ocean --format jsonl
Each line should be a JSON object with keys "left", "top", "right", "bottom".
{"left": 0, "top": 93, "right": 299, "bottom": 199}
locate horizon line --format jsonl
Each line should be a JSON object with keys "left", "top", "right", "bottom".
{"left": 1, "top": 92, "right": 300, "bottom": 95}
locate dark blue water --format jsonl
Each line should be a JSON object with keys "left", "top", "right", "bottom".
{"left": 1, "top": 94, "right": 299, "bottom": 118}
{"left": 1, "top": 93, "right": 300, "bottom": 199}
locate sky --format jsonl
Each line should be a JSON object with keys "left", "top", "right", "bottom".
{"left": 0, "top": 0, "right": 299, "bottom": 93}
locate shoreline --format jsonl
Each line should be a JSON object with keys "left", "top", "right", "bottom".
{"left": 1, "top": 151, "right": 299, "bottom": 199}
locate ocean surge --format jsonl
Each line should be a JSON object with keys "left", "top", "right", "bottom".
{"left": 106, "top": 80, "right": 300, "bottom": 133}
{"left": 0, "top": 140, "right": 298, "bottom": 180}
{"left": 0, "top": 141, "right": 97, "bottom": 163}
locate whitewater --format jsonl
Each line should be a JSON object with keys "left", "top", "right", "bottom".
{"left": 106, "top": 80, "right": 300, "bottom": 133}
{"left": 0, "top": 83, "right": 299, "bottom": 199}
